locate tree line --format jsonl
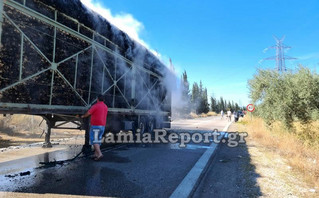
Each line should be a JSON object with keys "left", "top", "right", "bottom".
{"left": 179, "top": 71, "right": 242, "bottom": 116}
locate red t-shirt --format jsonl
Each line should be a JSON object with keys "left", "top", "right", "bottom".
{"left": 88, "top": 101, "right": 108, "bottom": 126}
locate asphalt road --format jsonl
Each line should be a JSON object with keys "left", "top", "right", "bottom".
{"left": 0, "top": 116, "right": 230, "bottom": 197}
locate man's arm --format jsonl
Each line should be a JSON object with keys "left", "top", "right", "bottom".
{"left": 81, "top": 104, "right": 96, "bottom": 118}
{"left": 81, "top": 111, "right": 91, "bottom": 118}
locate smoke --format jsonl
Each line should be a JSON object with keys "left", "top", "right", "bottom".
{"left": 79, "top": 0, "right": 185, "bottom": 119}
{"left": 79, "top": 0, "right": 160, "bottom": 57}
{"left": 162, "top": 67, "right": 189, "bottom": 119}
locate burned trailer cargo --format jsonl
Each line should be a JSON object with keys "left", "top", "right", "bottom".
{"left": 0, "top": 0, "right": 171, "bottom": 147}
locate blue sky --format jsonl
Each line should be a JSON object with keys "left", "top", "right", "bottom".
{"left": 81, "top": 0, "right": 319, "bottom": 107}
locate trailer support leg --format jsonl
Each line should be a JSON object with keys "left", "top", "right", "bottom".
{"left": 43, "top": 119, "right": 53, "bottom": 148}
{"left": 82, "top": 118, "right": 91, "bottom": 154}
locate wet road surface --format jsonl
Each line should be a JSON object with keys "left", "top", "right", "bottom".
{"left": 0, "top": 116, "right": 229, "bottom": 197}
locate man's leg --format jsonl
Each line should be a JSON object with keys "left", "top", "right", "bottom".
{"left": 90, "top": 127, "right": 99, "bottom": 157}
{"left": 93, "top": 126, "right": 105, "bottom": 159}
{"left": 93, "top": 144, "right": 102, "bottom": 158}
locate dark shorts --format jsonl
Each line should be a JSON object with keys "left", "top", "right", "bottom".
{"left": 89, "top": 125, "right": 105, "bottom": 145}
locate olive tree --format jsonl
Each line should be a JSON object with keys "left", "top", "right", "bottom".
{"left": 248, "top": 66, "right": 319, "bottom": 129}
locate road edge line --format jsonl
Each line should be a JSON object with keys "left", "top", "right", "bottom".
{"left": 169, "top": 121, "right": 233, "bottom": 198}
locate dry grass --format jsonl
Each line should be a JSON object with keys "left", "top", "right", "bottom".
{"left": 237, "top": 116, "right": 319, "bottom": 187}
{"left": 189, "top": 112, "right": 199, "bottom": 118}
{"left": 0, "top": 114, "right": 45, "bottom": 133}
{"left": 189, "top": 111, "right": 217, "bottom": 118}
{"left": 0, "top": 115, "right": 83, "bottom": 148}
{"left": 206, "top": 111, "right": 217, "bottom": 116}
{"left": 0, "top": 114, "right": 44, "bottom": 134}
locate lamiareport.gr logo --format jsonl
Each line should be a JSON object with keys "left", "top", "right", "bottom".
{"left": 100, "top": 129, "right": 248, "bottom": 148}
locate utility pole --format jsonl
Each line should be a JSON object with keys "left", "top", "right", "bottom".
{"left": 264, "top": 36, "right": 296, "bottom": 72}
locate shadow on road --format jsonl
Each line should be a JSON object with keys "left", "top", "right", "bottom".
{"left": 98, "top": 151, "right": 132, "bottom": 163}
{"left": 193, "top": 141, "right": 262, "bottom": 197}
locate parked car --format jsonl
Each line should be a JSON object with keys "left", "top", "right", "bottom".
{"left": 238, "top": 110, "right": 245, "bottom": 117}
{"left": 234, "top": 110, "right": 244, "bottom": 122}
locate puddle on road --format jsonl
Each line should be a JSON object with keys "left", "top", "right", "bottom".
{"left": 0, "top": 147, "right": 82, "bottom": 175}
{"left": 0, "top": 154, "right": 142, "bottom": 197}
{"left": 0, "top": 148, "right": 84, "bottom": 193}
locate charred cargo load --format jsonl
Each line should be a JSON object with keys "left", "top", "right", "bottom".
{"left": 0, "top": 0, "right": 171, "bottom": 141}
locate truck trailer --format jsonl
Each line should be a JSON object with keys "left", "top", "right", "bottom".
{"left": 0, "top": 0, "right": 172, "bottom": 148}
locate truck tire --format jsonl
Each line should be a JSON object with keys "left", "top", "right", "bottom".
{"left": 138, "top": 117, "right": 146, "bottom": 135}
{"left": 147, "top": 118, "right": 154, "bottom": 133}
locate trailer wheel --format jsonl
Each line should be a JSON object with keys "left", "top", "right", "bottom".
{"left": 148, "top": 119, "right": 154, "bottom": 133}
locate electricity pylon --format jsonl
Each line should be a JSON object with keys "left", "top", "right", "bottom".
{"left": 264, "top": 35, "right": 296, "bottom": 72}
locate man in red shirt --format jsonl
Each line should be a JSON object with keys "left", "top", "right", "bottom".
{"left": 81, "top": 95, "right": 108, "bottom": 161}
